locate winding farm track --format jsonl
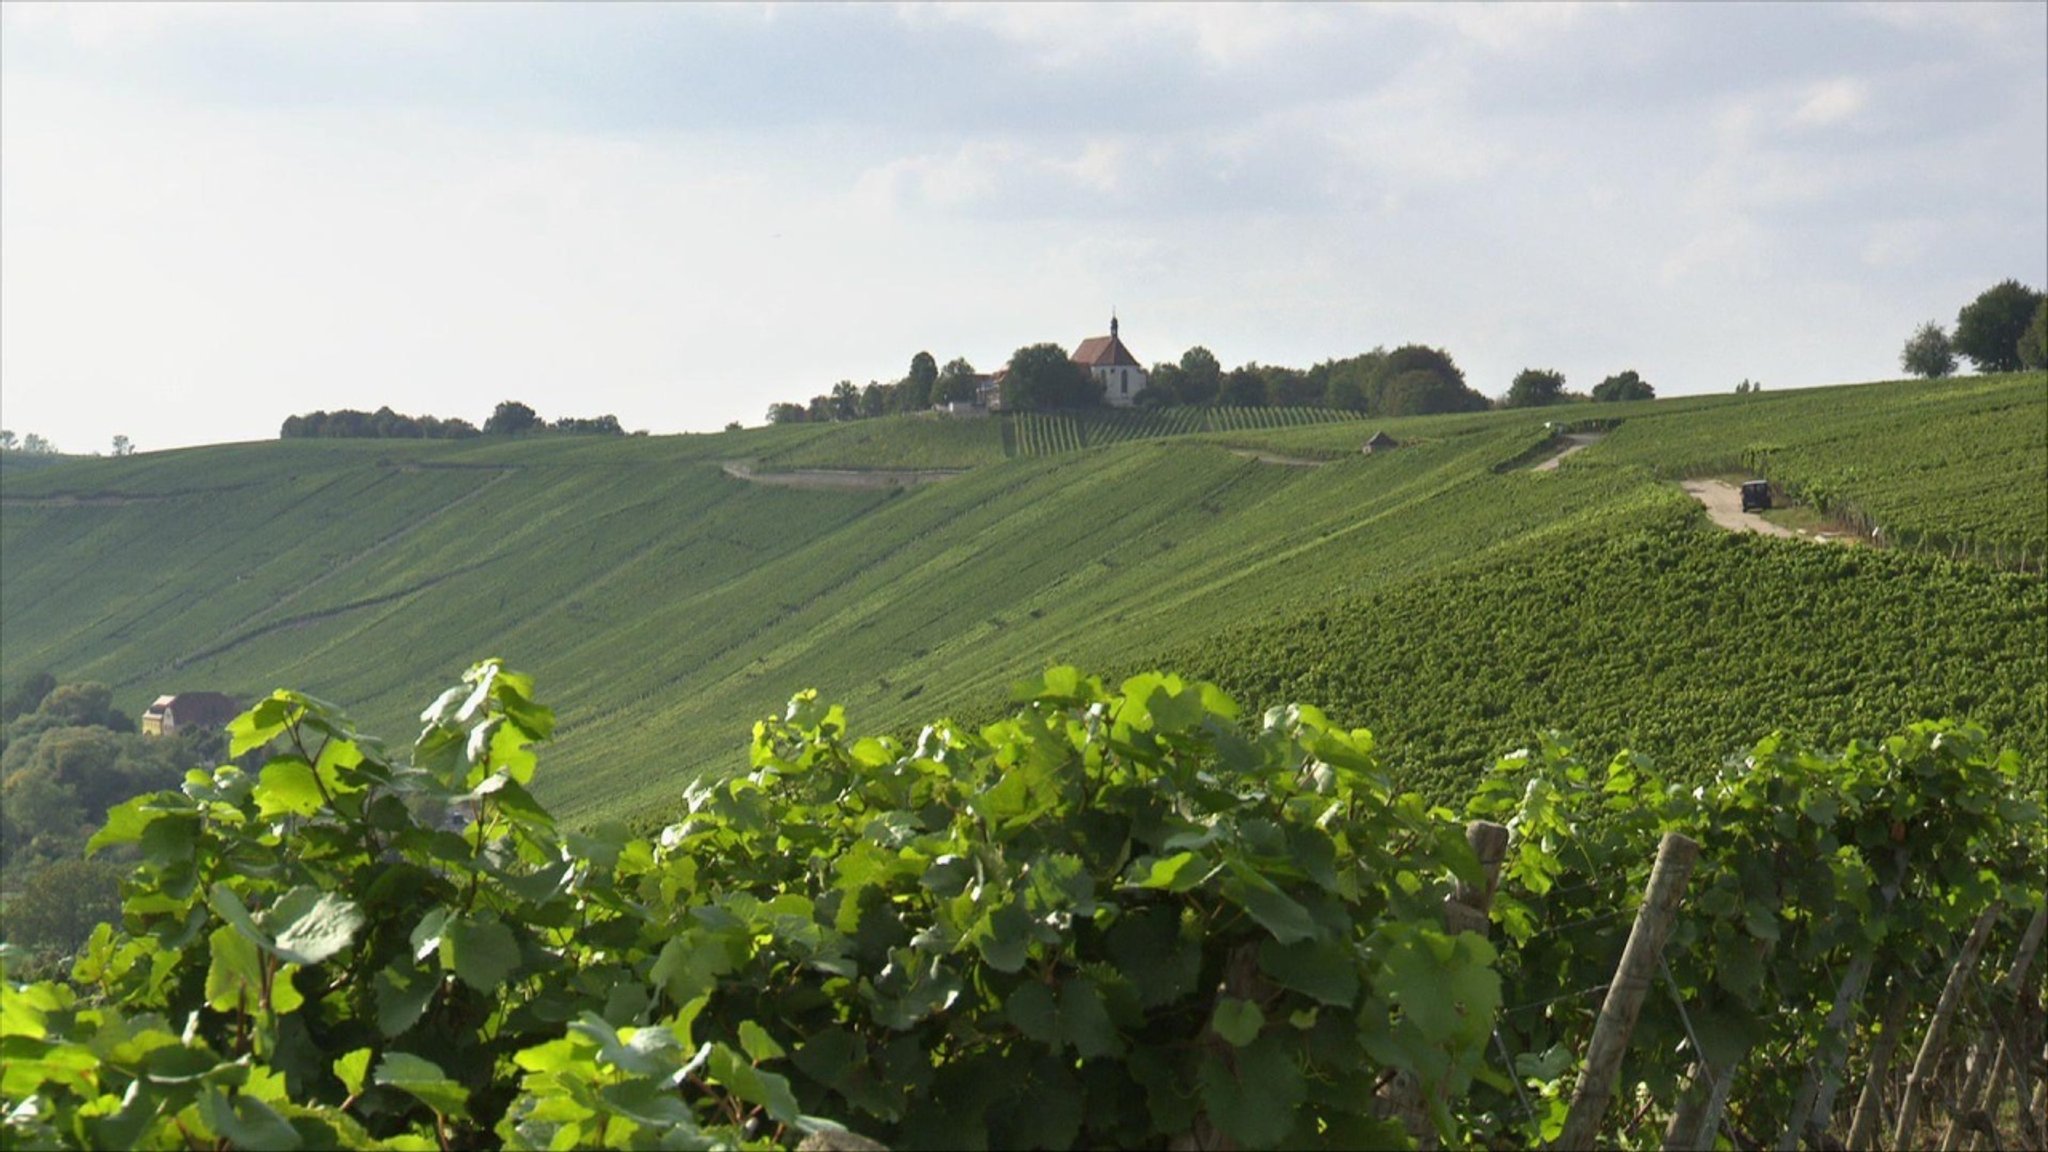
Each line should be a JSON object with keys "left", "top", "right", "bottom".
{"left": 1681, "top": 480, "right": 1800, "bottom": 538}
{"left": 719, "top": 460, "right": 968, "bottom": 490}
{"left": 1227, "top": 449, "right": 1326, "bottom": 468}
{"left": 1533, "top": 433, "right": 1605, "bottom": 472}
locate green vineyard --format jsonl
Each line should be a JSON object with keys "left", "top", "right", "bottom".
{"left": 3, "top": 374, "right": 2040, "bottom": 826}
{"left": 5, "top": 664, "right": 2036, "bottom": 1150}
{"left": 1003, "top": 405, "right": 1365, "bottom": 457}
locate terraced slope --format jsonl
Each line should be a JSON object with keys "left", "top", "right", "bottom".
{"left": 3, "top": 375, "right": 2041, "bottom": 824}
{"left": 1211, "top": 373, "right": 2047, "bottom": 561}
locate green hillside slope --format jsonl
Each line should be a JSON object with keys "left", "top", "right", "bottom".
{"left": 1163, "top": 505, "right": 2046, "bottom": 801}
{"left": 3, "top": 374, "right": 2041, "bottom": 823}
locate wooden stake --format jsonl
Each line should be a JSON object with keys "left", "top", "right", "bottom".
{"left": 1663, "top": 938, "right": 1773, "bottom": 1152}
{"left": 1662, "top": 1045, "right": 1750, "bottom": 1152}
{"left": 1893, "top": 902, "right": 2001, "bottom": 1150}
{"left": 1553, "top": 832, "right": 1701, "bottom": 1151}
{"left": 1963, "top": 902, "right": 2048, "bottom": 1152}
{"left": 1779, "top": 950, "right": 1875, "bottom": 1149}
{"left": 1846, "top": 983, "right": 1910, "bottom": 1152}
{"left": 1786, "top": 851, "right": 1914, "bottom": 1148}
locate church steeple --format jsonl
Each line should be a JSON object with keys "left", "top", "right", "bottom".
{"left": 1110, "top": 312, "right": 1119, "bottom": 340}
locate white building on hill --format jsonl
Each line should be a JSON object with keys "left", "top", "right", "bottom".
{"left": 1072, "top": 315, "right": 1147, "bottom": 408}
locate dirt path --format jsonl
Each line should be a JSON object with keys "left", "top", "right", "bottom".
{"left": 1681, "top": 480, "right": 1800, "bottom": 538}
{"left": 1533, "top": 433, "right": 1605, "bottom": 472}
{"left": 720, "top": 461, "right": 967, "bottom": 490}
{"left": 1227, "top": 449, "right": 1325, "bottom": 469}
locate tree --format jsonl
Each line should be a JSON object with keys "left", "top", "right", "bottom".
{"left": 1176, "top": 346, "right": 1223, "bottom": 405}
{"left": 0, "top": 858, "right": 124, "bottom": 957}
{"left": 1313, "top": 349, "right": 1386, "bottom": 412}
{"left": 37, "top": 682, "right": 114, "bottom": 727}
{"left": 1504, "top": 369, "right": 1568, "bottom": 408}
{"left": 20, "top": 433, "right": 55, "bottom": 454}
{"left": 933, "top": 357, "right": 980, "bottom": 406}
{"left": 1001, "top": 343, "right": 1099, "bottom": 410}
{"left": 1147, "top": 362, "right": 1186, "bottom": 404}
{"left": 1381, "top": 369, "right": 1490, "bottom": 417}
{"left": 767, "top": 402, "right": 807, "bottom": 425}
{"left": 1899, "top": 321, "right": 1956, "bottom": 379}
{"left": 724, "top": 421, "right": 743, "bottom": 433}
{"left": 1, "top": 672, "right": 57, "bottom": 723}
{"left": 860, "top": 382, "right": 891, "bottom": 419}
{"left": 830, "top": 380, "right": 861, "bottom": 422}
{"left": 1263, "top": 365, "right": 1319, "bottom": 406}
{"left": 1380, "top": 344, "right": 1465, "bottom": 388}
{"left": 484, "top": 400, "right": 540, "bottom": 435}
{"left": 551, "top": 415, "right": 624, "bottom": 435}
{"left": 1374, "top": 346, "right": 1488, "bottom": 415}
{"left": 2019, "top": 299, "right": 2048, "bottom": 371}
{"left": 1134, "top": 380, "right": 1175, "bottom": 409}
{"left": 0, "top": 430, "right": 15, "bottom": 451}
{"left": 1591, "top": 370, "right": 1655, "bottom": 402}
{"left": 1953, "top": 279, "right": 2045, "bottom": 374}
{"left": 1219, "top": 364, "right": 1268, "bottom": 406}
{"left": 25, "top": 726, "right": 128, "bottom": 818}
{"left": 903, "top": 351, "right": 939, "bottom": 411}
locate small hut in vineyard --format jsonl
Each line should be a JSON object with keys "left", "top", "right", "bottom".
{"left": 1361, "top": 431, "right": 1399, "bottom": 454}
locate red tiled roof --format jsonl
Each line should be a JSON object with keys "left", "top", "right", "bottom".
{"left": 1073, "top": 333, "right": 1142, "bottom": 369}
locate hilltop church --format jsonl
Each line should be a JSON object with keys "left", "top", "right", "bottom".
{"left": 969, "top": 315, "right": 1151, "bottom": 411}
{"left": 1072, "top": 315, "right": 1148, "bottom": 408}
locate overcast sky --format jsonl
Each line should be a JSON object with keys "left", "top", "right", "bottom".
{"left": 2, "top": 2, "right": 2043, "bottom": 453}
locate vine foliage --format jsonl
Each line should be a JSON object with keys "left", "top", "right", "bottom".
{"left": 3, "top": 662, "right": 1495, "bottom": 1149}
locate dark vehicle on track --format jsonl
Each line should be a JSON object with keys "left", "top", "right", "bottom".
{"left": 1740, "top": 480, "right": 1773, "bottom": 513}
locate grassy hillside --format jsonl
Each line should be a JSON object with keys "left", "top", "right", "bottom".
{"left": 3, "top": 374, "right": 2041, "bottom": 823}
{"left": 0, "top": 453, "right": 82, "bottom": 479}
{"left": 1212, "top": 373, "right": 2047, "bottom": 559}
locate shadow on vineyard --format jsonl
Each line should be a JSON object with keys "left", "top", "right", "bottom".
{"left": 3, "top": 663, "right": 2041, "bottom": 1150}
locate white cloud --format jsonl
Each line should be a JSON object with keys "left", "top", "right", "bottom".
{"left": 854, "top": 138, "right": 1133, "bottom": 216}
{"left": 1792, "top": 78, "right": 1870, "bottom": 129}
{"left": 899, "top": 2, "right": 1340, "bottom": 70}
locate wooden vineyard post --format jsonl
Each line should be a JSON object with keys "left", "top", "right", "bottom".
{"left": 1778, "top": 949, "right": 1877, "bottom": 1150}
{"left": 1376, "top": 820, "right": 1510, "bottom": 1150}
{"left": 1552, "top": 832, "right": 1701, "bottom": 1152}
{"left": 1959, "top": 901, "right": 2047, "bottom": 1152}
{"left": 1845, "top": 983, "right": 1911, "bottom": 1152}
{"left": 1783, "top": 850, "right": 1914, "bottom": 1149}
{"left": 1445, "top": 820, "right": 1511, "bottom": 937}
{"left": 1892, "top": 902, "right": 2001, "bottom": 1151}
{"left": 1662, "top": 938, "right": 1770, "bottom": 1152}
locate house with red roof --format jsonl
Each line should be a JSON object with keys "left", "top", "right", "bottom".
{"left": 139, "top": 691, "right": 240, "bottom": 736}
{"left": 1072, "top": 315, "right": 1148, "bottom": 408}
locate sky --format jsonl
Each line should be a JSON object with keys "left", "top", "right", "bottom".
{"left": 2, "top": 2, "right": 2043, "bottom": 454}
